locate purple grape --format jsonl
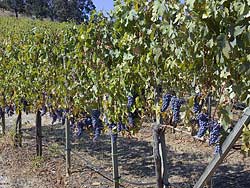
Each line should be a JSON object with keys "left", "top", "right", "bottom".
{"left": 117, "top": 121, "right": 128, "bottom": 132}
{"left": 209, "top": 120, "right": 221, "bottom": 145}
{"left": 161, "top": 93, "right": 172, "bottom": 112}
{"left": 84, "top": 117, "right": 92, "bottom": 126}
{"left": 91, "top": 109, "right": 103, "bottom": 141}
{"left": 127, "top": 95, "right": 135, "bottom": 109}
{"left": 193, "top": 94, "right": 202, "bottom": 114}
{"left": 196, "top": 113, "right": 209, "bottom": 137}
{"left": 171, "top": 96, "right": 185, "bottom": 124}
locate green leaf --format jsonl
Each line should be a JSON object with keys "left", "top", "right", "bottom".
{"left": 186, "top": 0, "right": 195, "bottom": 9}
{"left": 234, "top": 25, "right": 245, "bottom": 37}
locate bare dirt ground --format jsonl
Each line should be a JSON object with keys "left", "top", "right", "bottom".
{"left": 0, "top": 113, "right": 250, "bottom": 188}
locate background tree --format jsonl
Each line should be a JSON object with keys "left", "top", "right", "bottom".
{"left": 51, "top": 0, "right": 95, "bottom": 23}
{"left": 1, "top": 0, "right": 95, "bottom": 22}
{"left": 25, "top": 0, "right": 49, "bottom": 19}
{"left": 0, "top": 0, "right": 25, "bottom": 17}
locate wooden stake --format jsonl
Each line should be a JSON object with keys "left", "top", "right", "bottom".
{"left": 159, "top": 129, "right": 169, "bottom": 187}
{"left": 65, "top": 117, "right": 71, "bottom": 176}
{"left": 15, "top": 110, "right": 22, "bottom": 147}
{"left": 111, "top": 134, "right": 119, "bottom": 188}
{"left": 36, "top": 110, "right": 42, "bottom": 156}
{"left": 1, "top": 110, "right": 5, "bottom": 135}
{"left": 153, "top": 124, "right": 163, "bottom": 188}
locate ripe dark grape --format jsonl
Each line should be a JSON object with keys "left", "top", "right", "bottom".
{"left": 193, "top": 94, "right": 202, "bottom": 114}
{"left": 161, "top": 93, "right": 172, "bottom": 112}
{"left": 84, "top": 117, "right": 92, "bottom": 126}
{"left": 171, "top": 96, "right": 185, "bottom": 124}
{"left": 91, "top": 109, "right": 103, "bottom": 141}
{"left": 209, "top": 120, "right": 221, "bottom": 145}
{"left": 117, "top": 121, "right": 128, "bottom": 132}
{"left": 196, "top": 113, "right": 209, "bottom": 137}
{"left": 127, "top": 95, "right": 135, "bottom": 109}
{"left": 127, "top": 95, "right": 138, "bottom": 127}
{"left": 91, "top": 109, "right": 101, "bottom": 120}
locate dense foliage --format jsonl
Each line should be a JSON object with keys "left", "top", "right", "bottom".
{"left": 0, "top": 0, "right": 249, "bottom": 152}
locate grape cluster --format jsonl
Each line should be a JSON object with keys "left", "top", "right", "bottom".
{"left": 50, "top": 108, "right": 66, "bottom": 125}
{"left": 84, "top": 116, "right": 92, "bottom": 126}
{"left": 209, "top": 120, "right": 221, "bottom": 145}
{"left": 127, "top": 95, "right": 135, "bottom": 109}
{"left": 127, "top": 95, "right": 138, "bottom": 127}
{"left": 91, "top": 109, "right": 103, "bottom": 142}
{"left": 171, "top": 96, "right": 185, "bottom": 124}
{"left": 196, "top": 113, "right": 209, "bottom": 137}
{"left": 193, "top": 93, "right": 202, "bottom": 114}
{"left": 118, "top": 121, "right": 128, "bottom": 132}
{"left": 161, "top": 93, "right": 172, "bottom": 112}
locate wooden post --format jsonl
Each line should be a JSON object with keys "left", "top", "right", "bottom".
{"left": 159, "top": 129, "right": 169, "bottom": 187}
{"left": 15, "top": 110, "right": 22, "bottom": 147}
{"left": 1, "top": 110, "right": 5, "bottom": 135}
{"left": 18, "top": 111, "right": 22, "bottom": 147}
{"left": 36, "top": 110, "right": 42, "bottom": 156}
{"left": 65, "top": 117, "right": 71, "bottom": 176}
{"left": 153, "top": 124, "right": 163, "bottom": 188}
{"left": 111, "top": 133, "right": 119, "bottom": 188}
